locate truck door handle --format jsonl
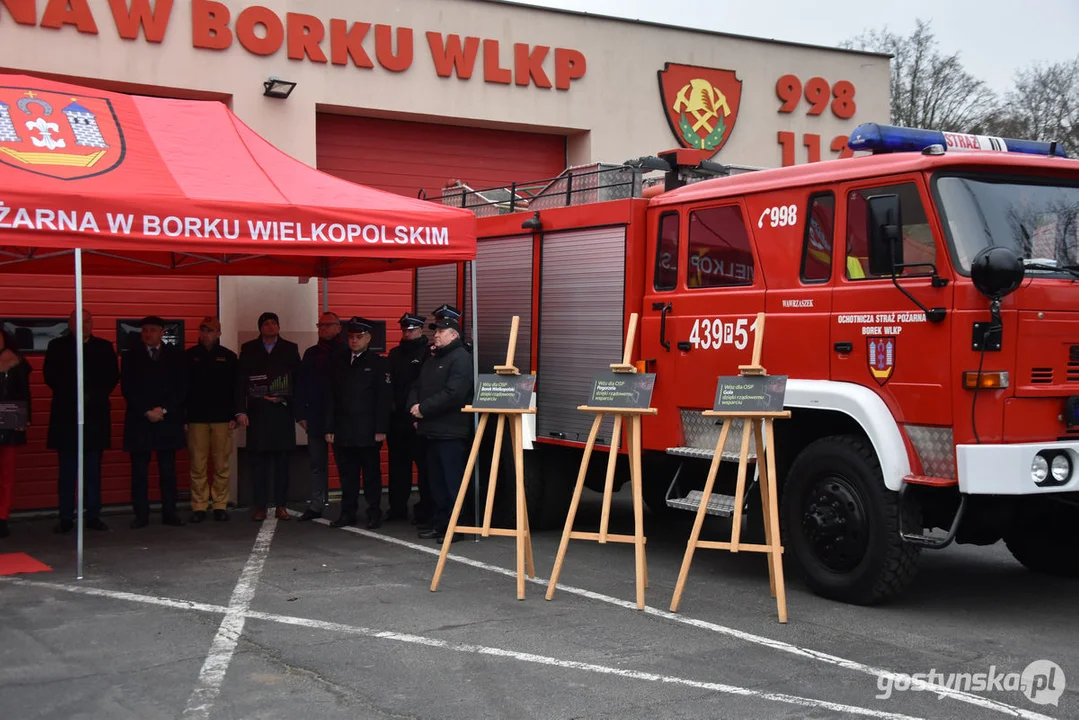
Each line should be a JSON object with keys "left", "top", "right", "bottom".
{"left": 678, "top": 341, "right": 691, "bottom": 352}
{"left": 834, "top": 342, "right": 852, "bottom": 353}
{"left": 652, "top": 301, "right": 672, "bottom": 351}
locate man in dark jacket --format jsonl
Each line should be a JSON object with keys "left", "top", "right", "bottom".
{"left": 235, "top": 311, "right": 302, "bottom": 522}
{"left": 386, "top": 312, "right": 430, "bottom": 524}
{"left": 408, "top": 305, "right": 474, "bottom": 541}
{"left": 43, "top": 310, "right": 119, "bottom": 534}
{"left": 122, "top": 315, "right": 188, "bottom": 528}
{"left": 185, "top": 316, "right": 238, "bottom": 523}
{"left": 325, "top": 317, "right": 392, "bottom": 529}
{"left": 296, "top": 311, "right": 344, "bottom": 521}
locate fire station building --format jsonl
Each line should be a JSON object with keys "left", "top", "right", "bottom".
{"left": 0, "top": 0, "right": 890, "bottom": 513}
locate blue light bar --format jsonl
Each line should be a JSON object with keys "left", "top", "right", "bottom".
{"left": 847, "top": 123, "right": 1068, "bottom": 158}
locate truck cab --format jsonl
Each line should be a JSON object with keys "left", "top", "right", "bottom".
{"left": 432, "top": 124, "right": 1079, "bottom": 606}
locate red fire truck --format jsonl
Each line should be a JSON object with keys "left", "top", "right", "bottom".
{"left": 421, "top": 124, "right": 1079, "bottom": 605}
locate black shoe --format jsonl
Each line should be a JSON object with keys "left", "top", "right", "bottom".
{"left": 190, "top": 510, "right": 207, "bottom": 524}
{"left": 418, "top": 528, "right": 440, "bottom": 539}
{"left": 366, "top": 515, "right": 382, "bottom": 530}
{"left": 130, "top": 517, "right": 149, "bottom": 529}
{"left": 162, "top": 514, "right": 186, "bottom": 527}
{"left": 0, "top": 519, "right": 8, "bottom": 538}
{"left": 330, "top": 513, "right": 356, "bottom": 528}
{"left": 55, "top": 519, "right": 75, "bottom": 534}
{"left": 433, "top": 533, "right": 462, "bottom": 543}
{"left": 86, "top": 519, "right": 109, "bottom": 531}
{"left": 416, "top": 523, "right": 433, "bottom": 532}
{"left": 298, "top": 509, "right": 321, "bottom": 522}
{"left": 213, "top": 509, "right": 229, "bottom": 522}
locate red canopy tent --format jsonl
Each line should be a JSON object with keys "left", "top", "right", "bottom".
{"left": 0, "top": 73, "right": 478, "bottom": 576}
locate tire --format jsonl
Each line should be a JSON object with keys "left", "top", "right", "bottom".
{"left": 1004, "top": 499, "right": 1079, "bottom": 577}
{"left": 523, "top": 446, "right": 574, "bottom": 530}
{"left": 780, "top": 435, "right": 920, "bottom": 605}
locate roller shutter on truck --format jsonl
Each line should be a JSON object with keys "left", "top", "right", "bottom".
{"left": 415, "top": 264, "right": 460, "bottom": 328}
{"left": 536, "top": 227, "right": 627, "bottom": 446}
{"left": 463, "top": 235, "right": 534, "bottom": 374}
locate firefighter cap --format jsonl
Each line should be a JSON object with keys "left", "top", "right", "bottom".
{"left": 346, "top": 316, "right": 373, "bottom": 334}
{"left": 398, "top": 312, "right": 425, "bottom": 330}
{"left": 432, "top": 303, "right": 462, "bottom": 321}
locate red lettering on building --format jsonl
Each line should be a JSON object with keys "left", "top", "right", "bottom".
{"left": 427, "top": 32, "right": 480, "bottom": 79}
{"left": 0, "top": 0, "right": 37, "bottom": 25}
{"left": 287, "top": 12, "right": 326, "bottom": 63}
{"left": 554, "top": 47, "right": 585, "bottom": 90}
{"left": 330, "top": 19, "right": 373, "bottom": 68}
{"left": 375, "top": 24, "right": 412, "bottom": 72}
{"left": 40, "top": 0, "right": 98, "bottom": 34}
{"left": 483, "top": 39, "right": 511, "bottom": 84}
{"left": 13, "top": 1, "right": 587, "bottom": 89}
{"left": 515, "top": 44, "right": 552, "bottom": 88}
{"left": 108, "top": 0, "right": 172, "bottom": 42}
{"left": 236, "top": 5, "right": 282, "bottom": 56}
{"left": 191, "top": 0, "right": 231, "bottom": 50}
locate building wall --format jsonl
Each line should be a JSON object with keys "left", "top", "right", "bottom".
{"left": 0, "top": 0, "right": 891, "bottom": 170}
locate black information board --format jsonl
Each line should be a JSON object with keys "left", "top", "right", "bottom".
{"left": 0, "top": 401, "right": 28, "bottom": 430}
{"left": 712, "top": 375, "right": 788, "bottom": 413}
{"left": 248, "top": 372, "right": 292, "bottom": 398}
{"left": 588, "top": 372, "right": 656, "bottom": 409}
{"left": 472, "top": 374, "right": 536, "bottom": 410}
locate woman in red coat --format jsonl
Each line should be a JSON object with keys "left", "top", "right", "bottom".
{"left": 0, "top": 328, "right": 32, "bottom": 538}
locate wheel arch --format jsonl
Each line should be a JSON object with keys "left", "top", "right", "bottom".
{"left": 777, "top": 379, "right": 912, "bottom": 492}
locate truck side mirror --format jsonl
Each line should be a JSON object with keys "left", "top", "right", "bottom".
{"left": 867, "top": 194, "right": 903, "bottom": 276}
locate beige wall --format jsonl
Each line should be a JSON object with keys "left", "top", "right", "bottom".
{"left": 0, "top": 0, "right": 891, "bottom": 170}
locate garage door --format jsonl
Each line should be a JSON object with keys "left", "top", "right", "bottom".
{"left": 314, "top": 114, "right": 565, "bottom": 491}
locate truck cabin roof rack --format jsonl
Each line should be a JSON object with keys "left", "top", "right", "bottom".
{"left": 436, "top": 151, "right": 766, "bottom": 216}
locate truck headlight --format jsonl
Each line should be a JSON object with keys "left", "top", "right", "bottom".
{"left": 1051, "top": 453, "right": 1072, "bottom": 482}
{"left": 1032, "top": 454, "right": 1049, "bottom": 483}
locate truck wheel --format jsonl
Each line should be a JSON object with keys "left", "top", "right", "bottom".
{"left": 1004, "top": 499, "right": 1079, "bottom": 577}
{"left": 780, "top": 435, "right": 920, "bottom": 605}
{"left": 523, "top": 447, "right": 574, "bottom": 530}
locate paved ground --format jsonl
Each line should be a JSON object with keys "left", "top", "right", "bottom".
{"left": 1, "top": 492, "right": 1076, "bottom": 720}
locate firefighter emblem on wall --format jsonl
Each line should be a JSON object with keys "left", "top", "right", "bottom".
{"left": 658, "top": 63, "right": 743, "bottom": 161}
{"left": 867, "top": 336, "right": 896, "bottom": 386}
{"left": 0, "top": 86, "right": 125, "bottom": 180}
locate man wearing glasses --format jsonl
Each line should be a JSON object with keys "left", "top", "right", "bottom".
{"left": 408, "top": 305, "right": 474, "bottom": 542}
{"left": 296, "top": 311, "right": 345, "bottom": 521}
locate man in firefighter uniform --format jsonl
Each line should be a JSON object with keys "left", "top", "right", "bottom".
{"left": 325, "top": 317, "right": 392, "bottom": 529}
{"left": 408, "top": 305, "right": 473, "bottom": 542}
{"left": 387, "top": 312, "right": 431, "bottom": 525}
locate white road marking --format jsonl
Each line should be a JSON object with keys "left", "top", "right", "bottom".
{"left": 315, "top": 517, "right": 1058, "bottom": 720}
{"left": 181, "top": 515, "right": 278, "bottom": 720}
{"left": 0, "top": 576, "right": 924, "bottom": 720}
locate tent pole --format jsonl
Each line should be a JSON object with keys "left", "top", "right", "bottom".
{"left": 469, "top": 260, "right": 480, "bottom": 543}
{"left": 321, "top": 277, "right": 328, "bottom": 313}
{"left": 75, "top": 248, "right": 85, "bottom": 581}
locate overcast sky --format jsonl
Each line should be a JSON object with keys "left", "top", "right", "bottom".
{"left": 520, "top": 0, "right": 1079, "bottom": 96}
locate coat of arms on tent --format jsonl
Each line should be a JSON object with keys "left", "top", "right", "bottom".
{"left": 0, "top": 86, "right": 124, "bottom": 180}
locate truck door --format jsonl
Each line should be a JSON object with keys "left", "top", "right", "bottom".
{"left": 830, "top": 177, "right": 954, "bottom": 431}
{"left": 643, "top": 201, "right": 766, "bottom": 448}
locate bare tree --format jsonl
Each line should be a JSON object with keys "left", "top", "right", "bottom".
{"left": 984, "top": 58, "right": 1079, "bottom": 154}
{"left": 841, "top": 19, "right": 999, "bottom": 132}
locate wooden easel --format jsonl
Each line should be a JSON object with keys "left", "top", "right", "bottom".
{"left": 669, "top": 312, "right": 791, "bottom": 623}
{"left": 546, "top": 312, "right": 654, "bottom": 610}
{"left": 430, "top": 316, "right": 537, "bottom": 600}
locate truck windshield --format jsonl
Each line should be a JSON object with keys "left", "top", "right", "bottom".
{"left": 934, "top": 173, "right": 1079, "bottom": 275}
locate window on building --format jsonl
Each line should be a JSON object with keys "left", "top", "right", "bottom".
{"left": 687, "top": 205, "right": 755, "bottom": 288}
{"left": 654, "top": 212, "right": 680, "bottom": 291}
{"left": 846, "top": 182, "right": 937, "bottom": 280}
{"left": 0, "top": 318, "right": 69, "bottom": 354}
{"left": 801, "top": 193, "right": 835, "bottom": 283}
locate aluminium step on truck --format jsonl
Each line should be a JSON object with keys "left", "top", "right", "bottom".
{"left": 418, "top": 127, "right": 1079, "bottom": 607}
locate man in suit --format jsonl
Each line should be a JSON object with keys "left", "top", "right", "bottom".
{"left": 325, "top": 317, "right": 392, "bottom": 528}
{"left": 235, "top": 311, "right": 302, "bottom": 521}
{"left": 295, "top": 311, "right": 344, "bottom": 521}
{"left": 44, "top": 310, "right": 120, "bottom": 534}
{"left": 122, "top": 315, "right": 188, "bottom": 528}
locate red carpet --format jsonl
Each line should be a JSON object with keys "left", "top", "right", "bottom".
{"left": 0, "top": 552, "right": 52, "bottom": 576}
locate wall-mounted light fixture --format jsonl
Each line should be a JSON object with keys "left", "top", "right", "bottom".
{"left": 263, "top": 77, "right": 297, "bottom": 99}
{"left": 521, "top": 211, "right": 542, "bottom": 230}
